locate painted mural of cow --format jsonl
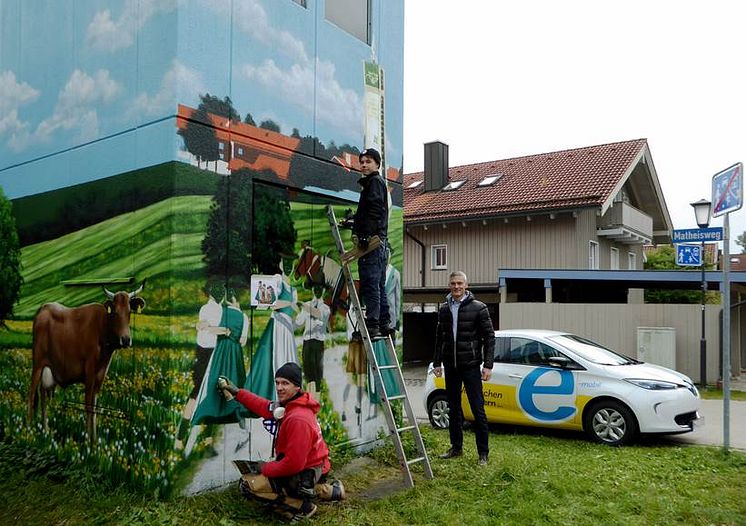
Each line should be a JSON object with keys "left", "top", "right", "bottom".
{"left": 27, "top": 282, "right": 146, "bottom": 444}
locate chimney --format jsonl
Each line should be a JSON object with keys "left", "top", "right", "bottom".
{"left": 424, "top": 141, "right": 449, "bottom": 192}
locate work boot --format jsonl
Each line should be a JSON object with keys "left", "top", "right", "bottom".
{"left": 316, "top": 479, "right": 345, "bottom": 501}
{"left": 439, "top": 448, "right": 462, "bottom": 459}
{"left": 289, "top": 501, "right": 317, "bottom": 522}
{"left": 366, "top": 326, "right": 381, "bottom": 339}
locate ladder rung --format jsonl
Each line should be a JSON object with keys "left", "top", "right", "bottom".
{"left": 406, "top": 456, "right": 426, "bottom": 465}
{"left": 397, "top": 425, "right": 415, "bottom": 433}
{"left": 378, "top": 364, "right": 398, "bottom": 370}
{"left": 387, "top": 394, "right": 406, "bottom": 401}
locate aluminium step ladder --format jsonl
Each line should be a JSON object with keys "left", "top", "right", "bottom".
{"left": 326, "top": 205, "right": 433, "bottom": 488}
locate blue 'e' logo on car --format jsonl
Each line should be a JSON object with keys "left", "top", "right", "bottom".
{"left": 518, "top": 368, "right": 576, "bottom": 421}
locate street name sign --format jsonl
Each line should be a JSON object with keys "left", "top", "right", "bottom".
{"left": 671, "top": 227, "right": 723, "bottom": 243}
{"left": 712, "top": 162, "right": 743, "bottom": 217}
{"left": 676, "top": 244, "right": 701, "bottom": 266}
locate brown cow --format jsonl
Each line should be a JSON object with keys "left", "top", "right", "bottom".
{"left": 28, "top": 283, "right": 146, "bottom": 444}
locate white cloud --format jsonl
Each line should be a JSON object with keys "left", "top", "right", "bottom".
{"left": 130, "top": 60, "right": 204, "bottom": 118}
{"left": 35, "top": 69, "right": 121, "bottom": 143}
{"left": 0, "top": 70, "right": 40, "bottom": 151}
{"left": 86, "top": 0, "right": 178, "bottom": 52}
{"left": 206, "top": 0, "right": 310, "bottom": 65}
{"left": 241, "top": 57, "right": 362, "bottom": 136}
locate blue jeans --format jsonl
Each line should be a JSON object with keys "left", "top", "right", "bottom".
{"left": 358, "top": 241, "right": 390, "bottom": 329}
{"left": 444, "top": 363, "right": 489, "bottom": 456}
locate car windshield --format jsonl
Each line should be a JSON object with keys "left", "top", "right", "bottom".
{"left": 547, "top": 334, "right": 639, "bottom": 366}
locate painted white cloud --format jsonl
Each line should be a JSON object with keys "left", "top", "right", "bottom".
{"left": 35, "top": 69, "right": 122, "bottom": 143}
{"left": 221, "top": 0, "right": 362, "bottom": 135}
{"left": 0, "top": 70, "right": 40, "bottom": 151}
{"left": 130, "top": 60, "right": 205, "bottom": 118}
{"left": 86, "top": 0, "right": 178, "bottom": 52}
{"left": 242, "top": 57, "right": 362, "bottom": 136}
{"left": 206, "top": 0, "right": 310, "bottom": 65}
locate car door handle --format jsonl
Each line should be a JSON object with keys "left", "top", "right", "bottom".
{"left": 509, "top": 374, "right": 523, "bottom": 380}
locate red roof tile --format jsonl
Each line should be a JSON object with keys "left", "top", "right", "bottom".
{"left": 404, "top": 139, "right": 647, "bottom": 222}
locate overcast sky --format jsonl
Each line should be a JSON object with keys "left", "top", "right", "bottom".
{"left": 403, "top": 0, "right": 746, "bottom": 252}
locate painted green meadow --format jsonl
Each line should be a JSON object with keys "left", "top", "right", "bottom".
{"left": 1, "top": 191, "right": 402, "bottom": 495}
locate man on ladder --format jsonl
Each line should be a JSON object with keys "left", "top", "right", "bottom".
{"left": 341, "top": 147, "right": 391, "bottom": 339}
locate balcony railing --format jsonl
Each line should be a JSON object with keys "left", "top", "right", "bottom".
{"left": 597, "top": 202, "right": 652, "bottom": 244}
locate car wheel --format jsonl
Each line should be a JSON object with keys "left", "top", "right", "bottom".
{"left": 427, "top": 392, "right": 449, "bottom": 429}
{"left": 584, "top": 399, "right": 637, "bottom": 446}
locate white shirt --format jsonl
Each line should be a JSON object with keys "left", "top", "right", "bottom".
{"left": 295, "top": 297, "right": 331, "bottom": 341}
{"left": 196, "top": 298, "right": 223, "bottom": 348}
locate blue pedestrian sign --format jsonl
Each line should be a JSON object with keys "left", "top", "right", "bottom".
{"left": 712, "top": 162, "right": 743, "bottom": 217}
{"left": 676, "top": 244, "right": 702, "bottom": 266}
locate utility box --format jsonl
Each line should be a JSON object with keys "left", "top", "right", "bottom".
{"left": 637, "top": 327, "right": 676, "bottom": 369}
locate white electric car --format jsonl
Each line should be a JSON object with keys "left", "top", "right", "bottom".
{"left": 424, "top": 329, "right": 702, "bottom": 446}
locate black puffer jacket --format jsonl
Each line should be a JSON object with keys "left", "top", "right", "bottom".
{"left": 353, "top": 171, "right": 388, "bottom": 239}
{"left": 433, "top": 291, "right": 495, "bottom": 369}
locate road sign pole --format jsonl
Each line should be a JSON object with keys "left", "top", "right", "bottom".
{"left": 723, "top": 214, "right": 731, "bottom": 453}
{"left": 699, "top": 240, "right": 706, "bottom": 388}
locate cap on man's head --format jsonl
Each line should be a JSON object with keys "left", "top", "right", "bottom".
{"left": 359, "top": 148, "right": 381, "bottom": 167}
{"left": 275, "top": 362, "right": 303, "bottom": 387}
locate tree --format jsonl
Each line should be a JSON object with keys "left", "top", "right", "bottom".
{"left": 735, "top": 231, "right": 746, "bottom": 254}
{"left": 259, "top": 119, "right": 281, "bottom": 133}
{"left": 252, "top": 185, "right": 296, "bottom": 274}
{"left": 201, "top": 170, "right": 297, "bottom": 283}
{"left": 178, "top": 106, "right": 219, "bottom": 169}
{"left": 0, "top": 187, "right": 23, "bottom": 327}
{"left": 199, "top": 93, "right": 240, "bottom": 121}
{"left": 244, "top": 113, "right": 257, "bottom": 126}
{"left": 644, "top": 245, "right": 715, "bottom": 304}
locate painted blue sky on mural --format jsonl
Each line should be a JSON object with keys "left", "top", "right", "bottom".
{"left": 0, "top": 0, "right": 403, "bottom": 198}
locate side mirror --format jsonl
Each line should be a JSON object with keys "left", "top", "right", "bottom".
{"left": 548, "top": 356, "right": 571, "bottom": 369}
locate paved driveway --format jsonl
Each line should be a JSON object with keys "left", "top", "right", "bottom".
{"left": 402, "top": 365, "right": 746, "bottom": 451}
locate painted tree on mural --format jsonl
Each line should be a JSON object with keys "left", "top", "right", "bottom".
{"left": 0, "top": 188, "right": 22, "bottom": 326}
{"left": 201, "top": 170, "right": 296, "bottom": 282}
{"left": 259, "top": 119, "right": 281, "bottom": 133}
{"left": 178, "top": 106, "right": 219, "bottom": 169}
{"left": 178, "top": 94, "right": 240, "bottom": 169}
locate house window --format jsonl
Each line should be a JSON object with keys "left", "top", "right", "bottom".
{"left": 236, "top": 146, "right": 244, "bottom": 156}
{"left": 325, "top": 0, "right": 370, "bottom": 44}
{"left": 589, "top": 241, "right": 599, "bottom": 269}
{"left": 442, "top": 180, "right": 465, "bottom": 191}
{"left": 478, "top": 174, "right": 502, "bottom": 186}
{"left": 431, "top": 244, "right": 447, "bottom": 270}
{"left": 610, "top": 247, "right": 619, "bottom": 270}
{"left": 407, "top": 180, "right": 423, "bottom": 189}
{"left": 628, "top": 252, "right": 637, "bottom": 270}
{"left": 218, "top": 142, "right": 225, "bottom": 161}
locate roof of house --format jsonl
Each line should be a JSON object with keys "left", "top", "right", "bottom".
{"left": 404, "top": 138, "right": 648, "bottom": 223}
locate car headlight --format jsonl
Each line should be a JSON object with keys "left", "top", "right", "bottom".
{"left": 625, "top": 378, "right": 682, "bottom": 390}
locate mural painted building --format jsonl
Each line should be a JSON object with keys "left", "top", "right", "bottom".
{"left": 0, "top": 0, "right": 404, "bottom": 495}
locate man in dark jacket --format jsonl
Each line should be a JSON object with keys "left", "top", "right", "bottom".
{"left": 352, "top": 147, "right": 390, "bottom": 338}
{"left": 433, "top": 271, "right": 495, "bottom": 465}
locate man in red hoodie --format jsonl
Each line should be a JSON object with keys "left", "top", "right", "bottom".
{"left": 218, "top": 362, "right": 344, "bottom": 521}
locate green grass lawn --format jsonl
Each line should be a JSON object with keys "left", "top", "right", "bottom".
{"left": 2, "top": 426, "right": 744, "bottom": 526}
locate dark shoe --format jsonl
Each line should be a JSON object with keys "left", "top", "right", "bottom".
{"left": 478, "top": 453, "right": 488, "bottom": 466}
{"left": 289, "top": 502, "right": 317, "bottom": 522}
{"left": 380, "top": 326, "right": 396, "bottom": 339}
{"left": 439, "top": 448, "right": 462, "bottom": 459}
{"left": 367, "top": 326, "right": 382, "bottom": 339}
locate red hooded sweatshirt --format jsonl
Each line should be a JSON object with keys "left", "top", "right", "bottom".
{"left": 236, "top": 389, "right": 331, "bottom": 479}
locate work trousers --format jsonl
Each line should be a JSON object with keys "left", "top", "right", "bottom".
{"left": 444, "top": 363, "right": 489, "bottom": 456}
{"left": 358, "top": 240, "right": 390, "bottom": 330}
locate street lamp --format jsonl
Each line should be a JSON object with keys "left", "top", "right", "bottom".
{"left": 691, "top": 198, "right": 711, "bottom": 387}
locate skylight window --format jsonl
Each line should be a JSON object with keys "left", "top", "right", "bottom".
{"left": 478, "top": 174, "right": 502, "bottom": 186}
{"left": 407, "top": 180, "right": 423, "bottom": 189}
{"left": 442, "top": 180, "right": 465, "bottom": 191}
